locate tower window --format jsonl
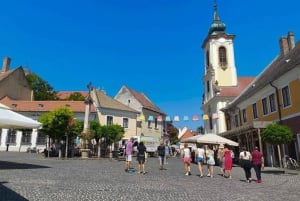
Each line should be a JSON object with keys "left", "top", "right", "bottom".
{"left": 206, "top": 50, "right": 210, "bottom": 68}
{"left": 219, "top": 46, "right": 227, "bottom": 68}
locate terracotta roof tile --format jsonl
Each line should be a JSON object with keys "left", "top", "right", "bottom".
{"left": 56, "top": 91, "right": 88, "bottom": 100}
{"left": 179, "top": 129, "right": 196, "bottom": 140}
{"left": 218, "top": 77, "right": 255, "bottom": 97}
{"left": 0, "top": 96, "right": 96, "bottom": 113}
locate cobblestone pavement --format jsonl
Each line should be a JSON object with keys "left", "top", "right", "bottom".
{"left": 0, "top": 152, "right": 299, "bottom": 201}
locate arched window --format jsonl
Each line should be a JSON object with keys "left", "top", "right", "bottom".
{"left": 219, "top": 46, "right": 227, "bottom": 67}
{"left": 206, "top": 50, "right": 210, "bottom": 68}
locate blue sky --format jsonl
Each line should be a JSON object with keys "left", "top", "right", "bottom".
{"left": 0, "top": 0, "right": 299, "bottom": 131}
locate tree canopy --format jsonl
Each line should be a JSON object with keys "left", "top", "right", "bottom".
{"left": 261, "top": 123, "right": 293, "bottom": 145}
{"left": 38, "top": 106, "right": 75, "bottom": 140}
{"left": 26, "top": 73, "right": 58, "bottom": 100}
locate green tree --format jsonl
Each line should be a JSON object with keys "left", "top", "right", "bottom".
{"left": 39, "top": 106, "right": 75, "bottom": 140}
{"left": 262, "top": 122, "right": 293, "bottom": 167}
{"left": 26, "top": 73, "right": 57, "bottom": 100}
{"left": 65, "top": 92, "right": 85, "bottom": 101}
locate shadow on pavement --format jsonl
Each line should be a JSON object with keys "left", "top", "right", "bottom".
{"left": 0, "top": 161, "right": 50, "bottom": 170}
{"left": 0, "top": 181, "right": 28, "bottom": 201}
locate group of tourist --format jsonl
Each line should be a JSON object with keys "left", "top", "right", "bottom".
{"left": 123, "top": 138, "right": 264, "bottom": 183}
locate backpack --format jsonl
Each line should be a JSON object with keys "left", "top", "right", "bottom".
{"left": 158, "top": 145, "right": 165, "bottom": 156}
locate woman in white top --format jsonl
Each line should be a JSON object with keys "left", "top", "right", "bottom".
{"left": 239, "top": 147, "right": 252, "bottom": 182}
{"left": 206, "top": 145, "right": 215, "bottom": 178}
{"left": 181, "top": 143, "right": 192, "bottom": 176}
{"left": 195, "top": 144, "right": 205, "bottom": 177}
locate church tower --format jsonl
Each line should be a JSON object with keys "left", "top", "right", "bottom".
{"left": 202, "top": 3, "right": 238, "bottom": 134}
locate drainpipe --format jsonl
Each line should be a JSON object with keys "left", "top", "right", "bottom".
{"left": 269, "top": 82, "right": 282, "bottom": 124}
{"left": 269, "top": 82, "right": 284, "bottom": 168}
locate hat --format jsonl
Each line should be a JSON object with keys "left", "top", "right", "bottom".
{"left": 219, "top": 144, "right": 224, "bottom": 149}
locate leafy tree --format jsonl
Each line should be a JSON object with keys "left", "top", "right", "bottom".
{"left": 262, "top": 122, "right": 293, "bottom": 167}
{"left": 262, "top": 123, "right": 293, "bottom": 145}
{"left": 26, "top": 73, "right": 57, "bottom": 100}
{"left": 65, "top": 92, "right": 85, "bottom": 101}
{"left": 167, "top": 123, "right": 179, "bottom": 144}
{"left": 103, "top": 124, "right": 125, "bottom": 145}
{"left": 38, "top": 106, "right": 75, "bottom": 140}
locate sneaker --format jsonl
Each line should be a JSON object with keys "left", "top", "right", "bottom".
{"left": 185, "top": 172, "right": 189, "bottom": 176}
{"left": 188, "top": 172, "right": 192, "bottom": 176}
{"left": 143, "top": 172, "right": 146, "bottom": 174}
{"left": 207, "top": 174, "right": 211, "bottom": 177}
{"left": 200, "top": 175, "right": 203, "bottom": 178}
{"left": 210, "top": 175, "right": 214, "bottom": 178}
{"left": 258, "top": 179, "right": 262, "bottom": 183}
{"left": 249, "top": 178, "right": 252, "bottom": 182}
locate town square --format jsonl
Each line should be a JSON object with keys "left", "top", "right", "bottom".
{"left": 0, "top": 1, "right": 300, "bottom": 201}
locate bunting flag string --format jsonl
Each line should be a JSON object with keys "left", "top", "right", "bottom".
{"left": 137, "top": 113, "right": 220, "bottom": 122}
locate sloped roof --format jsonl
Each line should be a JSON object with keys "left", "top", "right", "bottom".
{"left": 227, "top": 41, "right": 300, "bottom": 107}
{"left": 57, "top": 91, "right": 88, "bottom": 100}
{"left": 93, "top": 90, "right": 139, "bottom": 113}
{"left": 0, "top": 96, "right": 96, "bottom": 113}
{"left": 0, "top": 66, "right": 21, "bottom": 82}
{"left": 218, "top": 77, "right": 255, "bottom": 97}
{"left": 125, "top": 86, "right": 165, "bottom": 114}
{"left": 179, "top": 129, "right": 196, "bottom": 141}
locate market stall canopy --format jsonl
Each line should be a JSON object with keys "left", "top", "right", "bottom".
{"left": 181, "top": 133, "right": 239, "bottom": 147}
{"left": 0, "top": 103, "right": 42, "bottom": 129}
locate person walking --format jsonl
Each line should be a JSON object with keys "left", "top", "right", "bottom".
{"left": 181, "top": 143, "right": 192, "bottom": 176}
{"left": 137, "top": 141, "right": 147, "bottom": 174}
{"left": 217, "top": 144, "right": 225, "bottom": 177}
{"left": 157, "top": 142, "right": 165, "bottom": 170}
{"left": 124, "top": 137, "right": 134, "bottom": 172}
{"left": 223, "top": 144, "right": 233, "bottom": 179}
{"left": 205, "top": 145, "right": 215, "bottom": 178}
{"left": 195, "top": 144, "right": 205, "bottom": 177}
{"left": 239, "top": 147, "right": 252, "bottom": 182}
{"left": 251, "top": 146, "right": 264, "bottom": 183}
{"left": 164, "top": 144, "right": 170, "bottom": 165}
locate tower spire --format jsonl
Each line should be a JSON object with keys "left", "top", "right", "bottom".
{"left": 208, "top": 1, "right": 226, "bottom": 35}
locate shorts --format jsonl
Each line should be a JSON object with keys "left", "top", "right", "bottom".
{"left": 126, "top": 154, "right": 132, "bottom": 162}
{"left": 197, "top": 157, "right": 204, "bottom": 163}
{"left": 183, "top": 156, "right": 191, "bottom": 164}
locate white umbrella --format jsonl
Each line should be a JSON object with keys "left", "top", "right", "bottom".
{"left": 0, "top": 103, "right": 42, "bottom": 129}
{"left": 181, "top": 133, "right": 239, "bottom": 147}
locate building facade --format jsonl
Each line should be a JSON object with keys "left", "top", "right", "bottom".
{"left": 201, "top": 4, "right": 253, "bottom": 134}
{"left": 114, "top": 85, "right": 166, "bottom": 142}
{"left": 221, "top": 32, "right": 300, "bottom": 166}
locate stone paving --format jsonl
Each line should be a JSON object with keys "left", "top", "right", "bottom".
{"left": 0, "top": 152, "right": 299, "bottom": 201}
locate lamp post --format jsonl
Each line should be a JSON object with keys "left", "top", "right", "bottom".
{"left": 81, "top": 82, "right": 93, "bottom": 158}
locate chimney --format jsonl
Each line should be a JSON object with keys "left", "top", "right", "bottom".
{"left": 2, "top": 57, "right": 11, "bottom": 72}
{"left": 287, "top": 31, "right": 295, "bottom": 50}
{"left": 279, "top": 37, "right": 289, "bottom": 56}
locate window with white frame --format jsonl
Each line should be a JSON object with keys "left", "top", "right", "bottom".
{"left": 269, "top": 93, "right": 277, "bottom": 112}
{"left": 123, "top": 118, "right": 129, "bottom": 128}
{"left": 242, "top": 109, "right": 247, "bottom": 123}
{"left": 22, "top": 130, "right": 32, "bottom": 145}
{"left": 262, "top": 98, "right": 269, "bottom": 115}
{"left": 282, "top": 86, "right": 291, "bottom": 107}
{"left": 252, "top": 103, "right": 258, "bottom": 119}
{"left": 36, "top": 132, "right": 47, "bottom": 145}
{"left": 107, "top": 116, "right": 113, "bottom": 125}
{"left": 6, "top": 129, "right": 17, "bottom": 144}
